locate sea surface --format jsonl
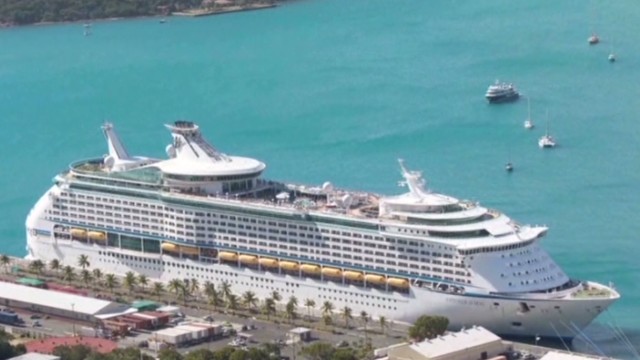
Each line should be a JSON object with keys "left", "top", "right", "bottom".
{"left": 1, "top": 0, "right": 639, "bottom": 357}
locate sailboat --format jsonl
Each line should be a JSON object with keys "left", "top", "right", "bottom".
{"left": 538, "top": 111, "right": 556, "bottom": 149}
{"left": 587, "top": 1, "right": 600, "bottom": 45}
{"left": 505, "top": 149, "right": 514, "bottom": 172}
{"left": 524, "top": 98, "right": 534, "bottom": 130}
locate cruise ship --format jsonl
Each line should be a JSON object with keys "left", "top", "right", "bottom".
{"left": 485, "top": 81, "right": 520, "bottom": 103}
{"left": 26, "top": 121, "right": 619, "bottom": 339}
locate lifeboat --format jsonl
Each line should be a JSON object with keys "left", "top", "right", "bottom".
{"left": 365, "top": 274, "right": 386, "bottom": 285}
{"left": 161, "top": 243, "right": 178, "bottom": 252}
{"left": 218, "top": 251, "right": 238, "bottom": 262}
{"left": 87, "top": 231, "right": 106, "bottom": 241}
{"left": 321, "top": 267, "right": 342, "bottom": 278}
{"left": 259, "top": 257, "right": 279, "bottom": 268}
{"left": 70, "top": 228, "right": 87, "bottom": 238}
{"left": 180, "top": 245, "right": 199, "bottom": 255}
{"left": 239, "top": 254, "right": 258, "bottom": 265}
{"left": 279, "top": 261, "right": 299, "bottom": 271}
{"left": 343, "top": 271, "right": 364, "bottom": 281}
{"left": 300, "top": 264, "right": 321, "bottom": 275}
{"left": 387, "top": 277, "right": 410, "bottom": 289}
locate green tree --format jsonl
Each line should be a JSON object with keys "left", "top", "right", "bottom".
{"left": 408, "top": 315, "right": 449, "bottom": 341}
{"left": 285, "top": 296, "right": 298, "bottom": 323}
{"left": 221, "top": 281, "right": 233, "bottom": 301}
{"left": 189, "top": 277, "right": 200, "bottom": 295}
{"left": 378, "top": 315, "right": 388, "bottom": 335}
{"left": 52, "top": 344, "right": 94, "bottom": 360}
{"left": 124, "top": 271, "right": 137, "bottom": 294}
{"left": 242, "top": 290, "right": 258, "bottom": 313}
{"left": 152, "top": 282, "right": 165, "bottom": 299}
{"left": 184, "top": 349, "right": 212, "bottom": 360}
{"left": 138, "top": 274, "right": 149, "bottom": 293}
{"left": 62, "top": 265, "right": 75, "bottom": 283}
{"left": 28, "top": 259, "right": 45, "bottom": 276}
{"left": 304, "top": 298, "right": 315, "bottom": 321}
{"left": 226, "top": 293, "right": 240, "bottom": 315}
{"left": 80, "top": 269, "right": 93, "bottom": 288}
{"left": 262, "top": 298, "right": 276, "bottom": 320}
{"left": 168, "top": 279, "right": 184, "bottom": 300}
{"left": 0, "top": 254, "right": 10, "bottom": 273}
{"left": 158, "top": 348, "right": 184, "bottom": 360}
{"left": 300, "top": 342, "right": 337, "bottom": 360}
{"left": 77, "top": 254, "right": 90, "bottom": 270}
{"left": 92, "top": 268, "right": 103, "bottom": 286}
{"left": 270, "top": 290, "right": 281, "bottom": 302}
{"left": 105, "top": 274, "right": 118, "bottom": 293}
{"left": 49, "top": 258, "right": 61, "bottom": 276}
{"left": 205, "top": 283, "right": 223, "bottom": 311}
{"left": 340, "top": 306, "right": 353, "bottom": 328}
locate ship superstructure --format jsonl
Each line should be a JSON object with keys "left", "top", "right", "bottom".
{"left": 26, "top": 121, "right": 618, "bottom": 339}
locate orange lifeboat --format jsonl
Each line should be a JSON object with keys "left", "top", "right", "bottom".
{"left": 365, "top": 274, "right": 386, "bottom": 285}
{"left": 259, "top": 257, "right": 279, "bottom": 268}
{"left": 300, "top": 264, "right": 321, "bottom": 275}
{"left": 279, "top": 261, "right": 299, "bottom": 271}
{"left": 321, "top": 267, "right": 342, "bottom": 278}
{"left": 70, "top": 228, "right": 87, "bottom": 238}
{"left": 387, "top": 277, "right": 410, "bottom": 289}
{"left": 180, "top": 245, "right": 199, "bottom": 255}
{"left": 87, "top": 231, "right": 106, "bottom": 241}
{"left": 218, "top": 251, "right": 238, "bottom": 262}
{"left": 161, "top": 243, "right": 179, "bottom": 252}
{"left": 343, "top": 271, "right": 364, "bottom": 281}
{"left": 239, "top": 254, "right": 258, "bottom": 265}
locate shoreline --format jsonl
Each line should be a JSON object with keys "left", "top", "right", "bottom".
{"left": 0, "top": 3, "right": 278, "bottom": 29}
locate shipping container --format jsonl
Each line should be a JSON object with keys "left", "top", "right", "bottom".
{"left": 153, "top": 327, "right": 193, "bottom": 346}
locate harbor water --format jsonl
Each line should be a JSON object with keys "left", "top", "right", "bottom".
{"left": 1, "top": 0, "right": 639, "bottom": 357}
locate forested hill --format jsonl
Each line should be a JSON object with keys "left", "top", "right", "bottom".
{"left": 0, "top": 0, "right": 254, "bottom": 26}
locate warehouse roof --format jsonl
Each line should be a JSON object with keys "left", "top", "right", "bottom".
{"left": 8, "top": 354, "right": 61, "bottom": 360}
{"left": 0, "top": 281, "right": 129, "bottom": 316}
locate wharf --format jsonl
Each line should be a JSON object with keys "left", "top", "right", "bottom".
{"left": 172, "top": 4, "right": 277, "bottom": 17}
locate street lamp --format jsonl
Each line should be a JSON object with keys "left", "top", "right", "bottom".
{"left": 71, "top": 303, "right": 76, "bottom": 336}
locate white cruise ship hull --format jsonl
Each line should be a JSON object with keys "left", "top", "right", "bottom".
{"left": 26, "top": 221, "right": 615, "bottom": 340}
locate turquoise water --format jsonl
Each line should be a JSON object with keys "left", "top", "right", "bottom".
{"left": 1, "top": 0, "right": 640, "bottom": 356}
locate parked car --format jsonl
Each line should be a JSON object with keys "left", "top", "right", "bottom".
{"left": 30, "top": 314, "right": 42, "bottom": 320}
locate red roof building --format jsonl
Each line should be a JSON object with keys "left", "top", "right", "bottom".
{"left": 25, "top": 336, "right": 118, "bottom": 354}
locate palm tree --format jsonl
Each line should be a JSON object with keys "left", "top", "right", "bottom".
{"left": 105, "top": 274, "right": 118, "bottom": 293}
{"left": 137, "top": 274, "right": 149, "bottom": 293}
{"left": 152, "top": 282, "right": 165, "bottom": 299}
{"left": 204, "top": 282, "right": 222, "bottom": 311}
{"left": 0, "top": 254, "right": 10, "bottom": 273}
{"left": 49, "top": 259, "right": 61, "bottom": 277}
{"left": 242, "top": 291, "right": 259, "bottom": 313}
{"left": 304, "top": 298, "right": 316, "bottom": 321}
{"left": 28, "top": 260, "right": 45, "bottom": 276}
{"left": 77, "top": 254, "right": 90, "bottom": 270}
{"left": 226, "top": 293, "right": 239, "bottom": 315}
{"left": 341, "top": 306, "right": 353, "bottom": 328}
{"left": 80, "top": 269, "right": 93, "bottom": 288}
{"left": 92, "top": 268, "right": 103, "bottom": 286}
{"left": 322, "top": 301, "right": 334, "bottom": 330}
{"left": 270, "top": 290, "right": 281, "bottom": 302}
{"left": 285, "top": 297, "right": 298, "bottom": 324}
{"left": 220, "top": 281, "right": 232, "bottom": 301}
{"left": 360, "top": 311, "right": 370, "bottom": 346}
{"left": 189, "top": 278, "right": 200, "bottom": 296}
{"left": 168, "top": 279, "right": 184, "bottom": 300}
{"left": 378, "top": 316, "right": 388, "bottom": 335}
{"left": 262, "top": 298, "right": 276, "bottom": 320}
{"left": 62, "top": 265, "right": 75, "bottom": 283}
{"left": 124, "top": 271, "right": 137, "bottom": 294}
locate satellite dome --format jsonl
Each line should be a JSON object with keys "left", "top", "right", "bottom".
{"left": 103, "top": 155, "right": 115, "bottom": 169}
{"left": 322, "top": 181, "right": 334, "bottom": 192}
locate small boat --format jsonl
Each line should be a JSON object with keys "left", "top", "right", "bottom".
{"left": 539, "top": 114, "right": 556, "bottom": 149}
{"left": 83, "top": 23, "right": 92, "bottom": 36}
{"left": 524, "top": 98, "right": 534, "bottom": 129}
{"left": 588, "top": 33, "right": 599, "bottom": 45}
{"left": 505, "top": 162, "right": 514, "bottom": 172}
{"left": 159, "top": 18, "right": 166, "bottom": 24}
{"left": 608, "top": 53, "right": 616, "bottom": 62}
{"left": 485, "top": 80, "right": 520, "bottom": 103}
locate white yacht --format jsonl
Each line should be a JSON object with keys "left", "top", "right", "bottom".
{"left": 25, "top": 121, "right": 618, "bottom": 340}
{"left": 588, "top": 34, "right": 600, "bottom": 45}
{"left": 485, "top": 81, "right": 520, "bottom": 103}
{"left": 538, "top": 135, "right": 556, "bottom": 149}
{"left": 524, "top": 98, "right": 534, "bottom": 130}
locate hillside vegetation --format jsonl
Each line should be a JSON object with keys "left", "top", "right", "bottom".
{"left": 0, "top": 0, "right": 271, "bottom": 26}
